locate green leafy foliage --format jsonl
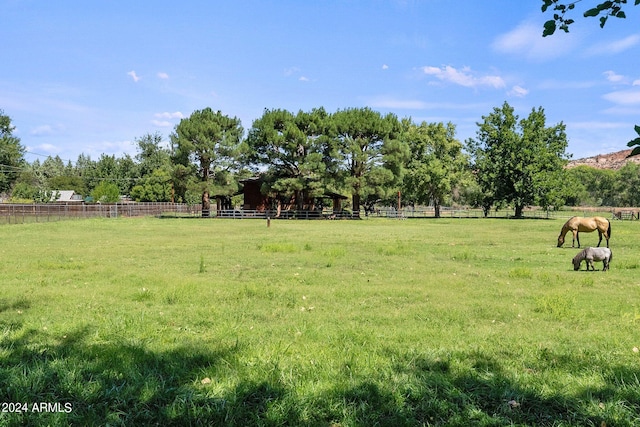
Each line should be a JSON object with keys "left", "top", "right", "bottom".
{"left": 245, "top": 108, "right": 332, "bottom": 210}
{"left": 171, "top": 108, "right": 243, "bottom": 215}
{"left": 0, "top": 109, "right": 26, "bottom": 194}
{"left": 91, "top": 181, "right": 120, "bottom": 203}
{"left": 332, "top": 108, "right": 407, "bottom": 212}
{"left": 564, "top": 162, "right": 640, "bottom": 207}
{"left": 466, "top": 102, "right": 570, "bottom": 217}
{"left": 135, "top": 132, "right": 172, "bottom": 177}
{"left": 541, "top": 0, "right": 637, "bottom": 36}
{"left": 5, "top": 102, "right": 632, "bottom": 212}
{"left": 130, "top": 169, "right": 173, "bottom": 202}
{"left": 542, "top": 1, "right": 640, "bottom": 161}
{"left": 403, "top": 122, "right": 469, "bottom": 217}
{"left": 627, "top": 125, "right": 640, "bottom": 157}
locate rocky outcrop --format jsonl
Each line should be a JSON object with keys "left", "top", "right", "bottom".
{"left": 567, "top": 149, "right": 640, "bottom": 170}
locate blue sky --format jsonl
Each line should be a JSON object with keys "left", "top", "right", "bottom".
{"left": 2, "top": 0, "right": 639, "bottom": 164}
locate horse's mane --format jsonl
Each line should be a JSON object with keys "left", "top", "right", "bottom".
{"left": 559, "top": 217, "right": 576, "bottom": 236}
{"left": 572, "top": 247, "right": 588, "bottom": 261}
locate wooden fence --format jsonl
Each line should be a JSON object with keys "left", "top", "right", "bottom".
{"left": 370, "top": 207, "right": 558, "bottom": 219}
{"left": 1, "top": 203, "right": 635, "bottom": 224}
{"left": 0, "top": 203, "right": 201, "bottom": 224}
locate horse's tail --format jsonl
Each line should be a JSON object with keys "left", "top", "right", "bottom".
{"left": 607, "top": 219, "right": 612, "bottom": 238}
{"left": 609, "top": 249, "right": 613, "bottom": 263}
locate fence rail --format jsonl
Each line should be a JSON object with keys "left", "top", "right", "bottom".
{"left": 208, "top": 209, "right": 358, "bottom": 219}
{"left": 370, "top": 207, "right": 558, "bottom": 219}
{"left": 0, "top": 203, "right": 201, "bottom": 224}
{"left": 1, "top": 203, "right": 635, "bottom": 224}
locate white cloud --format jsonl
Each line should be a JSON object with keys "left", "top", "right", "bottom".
{"left": 608, "top": 34, "right": 640, "bottom": 52}
{"left": 588, "top": 34, "right": 640, "bottom": 55}
{"left": 157, "top": 72, "right": 169, "bottom": 79}
{"left": 568, "top": 121, "right": 630, "bottom": 130}
{"left": 87, "top": 140, "right": 136, "bottom": 157}
{"left": 492, "top": 22, "right": 576, "bottom": 61}
{"left": 127, "top": 70, "right": 141, "bottom": 82}
{"left": 367, "top": 96, "right": 486, "bottom": 110}
{"left": 603, "top": 70, "right": 626, "bottom": 83}
{"left": 284, "top": 67, "right": 300, "bottom": 76}
{"left": 382, "top": 64, "right": 389, "bottom": 70}
{"left": 154, "top": 111, "right": 184, "bottom": 119}
{"left": 30, "top": 124, "right": 64, "bottom": 136}
{"left": 633, "top": 79, "right": 640, "bottom": 86}
{"left": 33, "top": 143, "right": 60, "bottom": 153}
{"left": 601, "top": 105, "right": 640, "bottom": 115}
{"left": 421, "top": 65, "right": 505, "bottom": 89}
{"left": 508, "top": 85, "right": 529, "bottom": 97}
{"left": 603, "top": 89, "right": 640, "bottom": 105}
{"left": 284, "top": 67, "right": 311, "bottom": 81}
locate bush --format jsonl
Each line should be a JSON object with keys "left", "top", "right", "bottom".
{"left": 91, "top": 181, "right": 120, "bottom": 203}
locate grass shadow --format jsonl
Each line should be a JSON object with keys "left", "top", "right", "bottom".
{"left": 1, "top": 328, "right": 639, "bottom": 425}
{"left": 0, "top": 296, "right": 31, "bottom": 314}
{"left": 286, "top": 346, "right": 640, "bottom": 426}
{"left": 0, "top": 326, "right": 301, "bottom": 426}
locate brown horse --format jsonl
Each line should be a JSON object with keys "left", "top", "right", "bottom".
{"left": 557, "top": 216, "right": 611, "bottom": 248}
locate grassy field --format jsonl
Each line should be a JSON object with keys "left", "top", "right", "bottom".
{"left": 0, "top": 216, "right": 638, "bottom": 426}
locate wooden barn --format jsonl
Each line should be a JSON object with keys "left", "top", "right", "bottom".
{"left": 240, "top": 176, "right": 348, "bottom": 217}
{"left": 240, "top": 177, "right": 270, "bottom": 211}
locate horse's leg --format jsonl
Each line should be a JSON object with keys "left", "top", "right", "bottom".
{"left": 575, "top": 231, "right": 580, "bottom": 248}
{"left": 597, "top": 230, "right": 602, "bottom": 247}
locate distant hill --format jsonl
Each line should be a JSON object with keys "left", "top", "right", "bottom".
{"left": 567, "top": 149, "right": 640, "bottom": 170}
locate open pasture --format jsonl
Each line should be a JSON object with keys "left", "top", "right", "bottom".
{"left": 0, "top": 217, "right": 639, "bottom": 426}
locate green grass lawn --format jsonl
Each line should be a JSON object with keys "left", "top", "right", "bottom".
{"left": 0, "top": 216, "right": 639, "bottom": 426}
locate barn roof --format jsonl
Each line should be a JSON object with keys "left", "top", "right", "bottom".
{"left": 51, "top": 190, "right": 83, "bottom": 202}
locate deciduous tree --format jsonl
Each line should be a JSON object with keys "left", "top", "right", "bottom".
{"left": 613, "top": 162, "right": 640, "bottom": 205}
{"left": 132, "top": 132, "right": 173, "bottom": 202}
{"left": 466, "top": 102, "right": 571, "bottom": 218}
{"left": 0, "top": 110, "right": 26, "bottom": 194}
{"left": 130, "top": 169, "right": 173, "bottom": 202}
{"left": 135, "top": 132, "right": 172, "bottom": 177}
{"left": 403, "top": 122, "right": 468, "bottom": 218}
{"left": 91, "top": 181, "right": 120, "bottom": 203}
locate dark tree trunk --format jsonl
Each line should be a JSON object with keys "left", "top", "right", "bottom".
{"left": 201, "top": 162, "right": 211, "bottom": 217}
{"left": 202, "top": 191, "right": 211, "bottom": 217}
{"left": 352, "top": 193, "right": 360, "bottom": 217}
{"left": 215, "top": 196, "right": 221, "bottom": 216}
{"left": 514, "top": 204, "right": 524, "bottom": 218}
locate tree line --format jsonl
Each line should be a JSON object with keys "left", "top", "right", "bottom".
{"left": 1, "top": 103, "right": 639, "bottom": 218}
